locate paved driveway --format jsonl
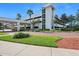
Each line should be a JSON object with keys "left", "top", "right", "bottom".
{"left": 0, "top": 40, "right": 79, "bottom": 56}
{"left": 53, "top": 32, "right": 79, "bottom": 50}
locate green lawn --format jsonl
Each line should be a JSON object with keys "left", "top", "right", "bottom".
{"left": 0, "top": 35, "right": 62, "bottom": 47}
{"left": 0, "top": 32, "right": 6, "bottom": 35}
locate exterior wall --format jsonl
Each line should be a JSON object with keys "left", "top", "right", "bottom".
{"left": 31, "top": 18, "right": 42, "bottom": 29}
{"left": 39, "top": 22, "right": 42, "bottom": 29}
{"left": 32, "top": 22, "right": 42, "bottom": 29}
{"left": 38, "top": 18, "right": 42, "bottom": 29}
{"left": 45, "top": 6, "right": 54, "bottom": 30}
{"left": 34, "top": 23, "right": 39, "bottom": 27}
{"left": 16, "top": 22, "right": 20, "bottom": 31}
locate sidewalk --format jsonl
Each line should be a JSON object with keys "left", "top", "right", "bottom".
{"left": 0, "top": 41, "right": 79, "bottom": 56}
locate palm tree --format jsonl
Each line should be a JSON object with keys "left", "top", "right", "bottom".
{"left": 27, "top": 9, "right": 33, "bottom": 30}
{"left": 16, "top": 13, "right": 21, "bottom": 20}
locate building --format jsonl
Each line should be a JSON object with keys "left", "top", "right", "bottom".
{"left": 0, "top": 4, "right": 55, "bottom": 31}
{"left": 26, "top": 4, "right": 55, "bottom": 30}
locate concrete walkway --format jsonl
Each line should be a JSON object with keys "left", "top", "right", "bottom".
{"left": 0, "top": 41, "right": 79, "bottom": 56}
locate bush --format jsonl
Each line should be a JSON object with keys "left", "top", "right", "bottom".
{"left": 72, "top": 26, "right": 79, "bottom": 31}
{"left": 34, "top": 29, "right": 40, "bottom": 32}
{"left": 13, "top": 33, "right": 30, "bottom": 39}
{"left": 50, "top": 29, "right": 62, "bottom": 32}
{"left": 39, "top": 29, "right": 50, "bottom": 32}
{"left": 61, "top": 26, "right": 79, "bottom": 31}
{"left": 20, "top": 27, "right": 26, "bottom": 31}
{"left": 43, "top": 29, "right": 50, "bottom": 31}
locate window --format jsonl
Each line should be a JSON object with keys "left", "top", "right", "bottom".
{"left": 42, "top": 8, "right": 45, "bottom": 29}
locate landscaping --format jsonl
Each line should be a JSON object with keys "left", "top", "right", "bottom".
{"left": 13, "top": 32, "right": 30, "bottom": 39}
{"left": 0, "top": 32, "right": 6, "bottom": 35}
{"left": 0, "top": 33, "right": 62, "bottom": 47}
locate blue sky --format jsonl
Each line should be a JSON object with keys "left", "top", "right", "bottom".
{"left": 0, "top": 3, "right": 79, "bottom": 20}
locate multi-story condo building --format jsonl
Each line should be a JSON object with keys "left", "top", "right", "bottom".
{"left": 25, "top": 4, "right": 55, "bottom": 30}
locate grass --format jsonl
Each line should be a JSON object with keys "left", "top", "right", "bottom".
{"left": 0, "top": 32, "right": 6, "bottom": 35}
{"left": 0, "top": 35, "right": 62, "bottom": 47}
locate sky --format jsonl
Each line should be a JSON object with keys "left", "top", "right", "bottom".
{"left": 0, "top": 3, "right": 79, "bottom": 20}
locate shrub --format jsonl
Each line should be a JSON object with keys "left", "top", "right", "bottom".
{"left": 72, "top": 26, "right": 79, "bottom": 31}
{"left": 34, "top": 29, "right": 40, "bottom": 32}
{"left": 43, "top": 29, "right": 50, "bottom": 31}
{"left": 20, "top": 27, "right": 26, "bottom": 31}
{"left": 13, "top": 33, "right": 30, "bottom": 39}
{"left": 39, "top": 29, "right": 50, "bottom": 32}
{"left": 50, "top": 29, "right": 62, "bottom": 32}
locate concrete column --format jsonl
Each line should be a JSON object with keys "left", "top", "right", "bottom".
{"left": 24, "top": 24, "right": 26, "bottom": 31}
{"left": 43, "top": 4, "right": 55, "bottom": 30}
{"left": 17, "top": 22, "right": 20, "bottom": 31}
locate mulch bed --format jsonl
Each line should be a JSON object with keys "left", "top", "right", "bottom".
{"left": 57, "top": 38, "right": 79, "bottom": 50}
